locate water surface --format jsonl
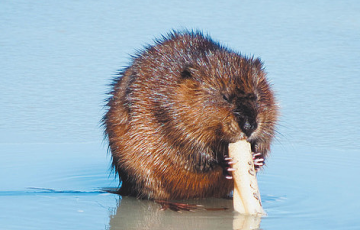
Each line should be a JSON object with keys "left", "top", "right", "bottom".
{"left": 1, "top": 0, "right": 359, "bottom": 229}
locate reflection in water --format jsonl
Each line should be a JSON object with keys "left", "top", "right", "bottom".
{"left": 233, "top": 214, "right": 262, "bottom": 230}
{"left": 109, "top": 196, "right": 262, "bottom": 230}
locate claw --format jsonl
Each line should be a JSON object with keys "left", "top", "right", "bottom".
{"left": 254, "top": 158, "right": 264, "bottom": 164}
{"left": 252, "top": 152, "right": 262, "bottom": 159}
{"left": 225, "top": 175, "right": 233, "bottom": 180}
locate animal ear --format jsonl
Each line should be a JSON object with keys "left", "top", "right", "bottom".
{"left": 181, "top": 69, "right": 192, "bottom": 79}
{"left": 180, "top": 65, "right": 195, "bottom": 79}
{"left": 179, "top": 65, "right": 199, "bottom": 89}
{"left": 179, "top": 69, "right": 199, "bottom": 89}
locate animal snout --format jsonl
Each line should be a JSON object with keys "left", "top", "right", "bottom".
{"left": 242, "top": 119, "right": 257, "bottom": 137}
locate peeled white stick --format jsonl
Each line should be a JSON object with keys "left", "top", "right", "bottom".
{"left": 228, "top": 140, "right": 266, "bottom": 215}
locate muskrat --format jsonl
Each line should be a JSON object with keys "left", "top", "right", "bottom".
{"left": 103, "top": 31, "right": 278, "bottom": 200}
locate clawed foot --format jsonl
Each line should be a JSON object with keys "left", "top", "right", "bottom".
{"left": 223, "top": 152, "right": 265, "bottom": 179}
{"left": 223, "top": 156, "right": 237, "bottom": 180}
{"left": 155, "top": 200, "right": 201, "bottom": 212}
{"left": 155, "top": 200, "right": 228, "bottom": 212}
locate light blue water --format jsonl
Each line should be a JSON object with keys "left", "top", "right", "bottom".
{"left": 1, "top": 0, "right": 359, "bottom": 229}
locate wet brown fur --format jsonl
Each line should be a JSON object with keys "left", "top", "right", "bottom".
{"left": 103, "top": 31, "right": 278, "bottom": 200}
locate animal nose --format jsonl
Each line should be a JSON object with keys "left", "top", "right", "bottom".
{"left": 242, "top": 120, "right": 257, "bottom": 137}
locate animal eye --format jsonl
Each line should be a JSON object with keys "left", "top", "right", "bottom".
{"left": 222, "top": 94, "right": 230, "bottom": 102}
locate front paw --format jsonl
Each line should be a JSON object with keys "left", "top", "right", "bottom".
{"left": 222, "top": 155, "right": 237, "bottom": 180}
